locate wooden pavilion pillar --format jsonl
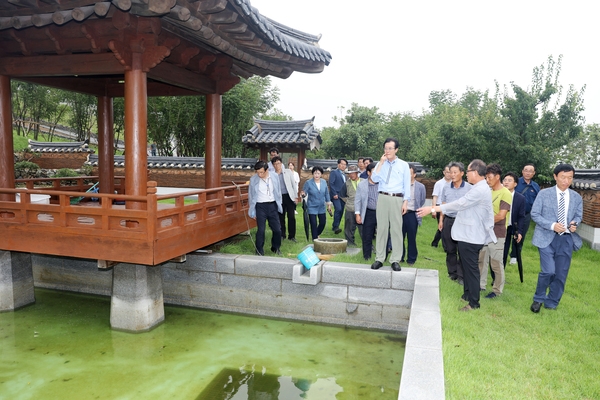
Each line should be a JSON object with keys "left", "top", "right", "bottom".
{"left": 260, "top": 147, "right": 268, "bottom": 163}
{"left": 0, "top": 75, "right": 15, "bottom": 202}
{"left": 298, "top": 149, "right": 306, "bottom": 174}
{"left": 205, "top": 93, "right": 222, "bottom": 189}
{"left": 97, "top": 95, "right": 114, "bottom": 195}
{"left": 123, "top": 58, "right": 147, "bottom": 209}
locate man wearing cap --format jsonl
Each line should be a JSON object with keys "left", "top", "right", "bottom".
{"left": 370, "top": 138, "right": 412, "bottom": 272}
{"left": 340, "top": 164, "right": 363, "bottom": 247}
{"left": 401, "top": 163, "right": 426, "bottom": 266}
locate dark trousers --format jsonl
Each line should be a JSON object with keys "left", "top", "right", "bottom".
{"left": 279, "top": 193, "right": 296, "bottom": 240}
{"left": 344, "top": 209, "right": 362, "bottom": 245}
{"left": 331, "top": 198, "right": 345, "bottom": 230}
{"left": 458, "top": 241, "right": 483, "bottom": 309}
{"left": 361, "top": 209, "right": 377, "bottom": 260}
{"left": 442, "top": 217, "right": 463, "bottom": 279}
{"left": 431, "top": 212, "right": 442, "bottom": 246}
{"left": 512, "top": 213, "right": 531, "bottom": 257}
{"left": 255, "top": 202, "right": 281, "bottom": 255}
{"left": 402, "top": 211, "right": 419, "bottom": 263}
{"left": 534, "top": 233, "right": 574, "bottom": 308}
{"left": 309, "top": 213, "right": 326, "bottom": 240}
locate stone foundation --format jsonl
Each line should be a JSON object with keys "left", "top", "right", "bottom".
{"left": 0, "top": 250, "right": 35, "bottom": 311}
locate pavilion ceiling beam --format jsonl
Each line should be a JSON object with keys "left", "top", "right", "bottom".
{"left": 147, "top": 61, "right": 215, "bottom": 93}
{"left": 0, "top": 53, "right": 123, "bottom": 76}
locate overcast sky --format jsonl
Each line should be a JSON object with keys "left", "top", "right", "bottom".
{"left": 250, "top": 0, "right": 596, "bottom": 130}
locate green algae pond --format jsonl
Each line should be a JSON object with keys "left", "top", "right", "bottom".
{"left": 0, "top": 288, "right": 405, "bottom": 399}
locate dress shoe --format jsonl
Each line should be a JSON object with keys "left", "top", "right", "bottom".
{"left": 457, "top": 278, "right": 464, "bottom": 286}
{"left": 485, "top": 292, "right": 497, "bottom": 299}
{"left": 371, "top": 261, "right": 383, "bottom": 270}
{"left": 255, "top": 250, "right": 264, "bottom": 256}
{"left": 544, "top": 305, "right": 557, "bottom": 310}
{"left": 288, "top": 238, "right": 297, "bottom": 243}
{"left": 407, "top": 263, "right": 414, "bottom": 267}
{"left": 461, "top": 295, "right": 468, "bottom": 302}
{"left": 271, "top": 247, "right": 282, "bottom": 256}
{"left": 391, "top": 262, "right": 401, "bottom": 271}
{"left": 431, "top": 242, "right": 438, "bottom": 248}
{"left": 530, "top": 301, "right": 542, "bottom": 313}
{"left": 334, "top": 228, "right": 342, "bottom": 234}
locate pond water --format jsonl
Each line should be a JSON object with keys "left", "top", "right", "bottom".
{"left": 0, "top": 289, "right": 405, "bottom": 399}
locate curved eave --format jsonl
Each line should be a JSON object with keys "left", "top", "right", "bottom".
{"left": 0, "top": 0, "right": 331, "bottom": 82}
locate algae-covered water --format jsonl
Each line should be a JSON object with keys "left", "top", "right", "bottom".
{"left": 0, "top": 289, "right": 405, "bottom": 399}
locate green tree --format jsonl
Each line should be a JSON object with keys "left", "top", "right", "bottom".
{"left": 500, "top": 55, "right": 585, "bottom": 175}
{"left": 320, "top": 103, "right": 386, "bottom": 160}
{"left": 65, "top": 91, "right": 96, "bottom": 141}
{"left": 558, "top": 123, "right": 600, "bottom": 168}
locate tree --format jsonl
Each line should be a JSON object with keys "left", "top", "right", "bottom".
{"left": 557, "top": 123, "right": 600, "bottom": 168}
{"left": 500, "top": 55, "right": 585, "bottom": 176}
{"left": 146, "top": 76, "right": 279, "bottom": 157}
{"left": 65, "top": 91, "right": 96, "bottom": 141}
{"left": 320, "top": 103, "right": 386, "bottom": 159}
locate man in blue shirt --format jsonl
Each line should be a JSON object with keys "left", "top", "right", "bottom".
{"left": 513, "top": 163, "right": 540, "bottom": 263}
{"left": 370, "top": 138, "right": 411, "bottom": 272}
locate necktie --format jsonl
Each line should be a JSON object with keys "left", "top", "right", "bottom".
{"left": 558, "top": 192, "right": 565, "bottom": 235}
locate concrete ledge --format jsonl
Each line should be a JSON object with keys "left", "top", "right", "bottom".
{"left": 235, "top": 255, "right": 296, "bottom": 279}
{"left": 1, "top": 251, "right": 35, "bottom": 311}
{"left": 399, "top": 269, "right": 445, "bottom": 399}
{"left": 322, "top": 261, "right": 392, "bottom": 288}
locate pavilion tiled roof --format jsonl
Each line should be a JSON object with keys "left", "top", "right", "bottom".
{"left": 28, "top": 140, "right": 94, "bottom": 153}
{"left": 573, "top": 169, "right": 600, "bottom": 190}
{"left": 86, "top": 155, "right": 257, "bottom": 170}
{"left": 243, "top": 118, "right": 322, "bottom": 150}
{"left": 0, "top": 1, "right": 331, "bottom": 83}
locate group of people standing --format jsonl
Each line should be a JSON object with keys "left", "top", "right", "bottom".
{"left": 247, "top": 148, "right": 300, "bottom": 256}
{"left": 248, "top": 139, "right": 427, "bottom": 274}
{"left": 418, "top": 161, "right": 583, "bottom": 313}
{"left": 248, "top": 145, "right": 584, "bottom": 315}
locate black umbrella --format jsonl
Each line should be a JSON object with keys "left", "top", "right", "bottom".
{"left": 514, "top": 233, "right": 524, "bottom": 283}
{"left": 302, "top": 195, "right": 310, "bottom": 241}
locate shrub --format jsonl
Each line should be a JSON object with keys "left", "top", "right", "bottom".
{"left": 54, "top": 168, "right": 79, "bottom": 178}
{"left": 14, "top": 161, "right": 40, "bottom": 179}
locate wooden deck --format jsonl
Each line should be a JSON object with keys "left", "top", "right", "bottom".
{"left": 0, "top": 177, "right": 255, "bottom": 266}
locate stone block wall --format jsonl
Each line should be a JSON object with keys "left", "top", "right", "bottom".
{"left": 29, "top": 153, "right": 90, "bottom": 169}
{"left": 31, "top": 253, "right": 414, "bottom": 332}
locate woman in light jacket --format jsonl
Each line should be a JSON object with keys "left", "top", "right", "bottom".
{"left": 301, "top": 166, "right": 332, "bottom": 240}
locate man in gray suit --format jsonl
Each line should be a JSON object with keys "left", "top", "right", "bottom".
{"left": 530, "top": 164, "right": 583, "bottom": 313}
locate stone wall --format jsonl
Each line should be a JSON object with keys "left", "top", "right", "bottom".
{"left": 31, "top": 252, "right": 414, "bottom": 332}
{"left": 29, "top": 153, "right": 90, "bottom": 169}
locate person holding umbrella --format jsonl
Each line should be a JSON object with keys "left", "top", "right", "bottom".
{"left": 502, "top": 171, "right": 526, "bottom": 279}
{"left": 301, "top": 166, "right": 333, "bottom": 240}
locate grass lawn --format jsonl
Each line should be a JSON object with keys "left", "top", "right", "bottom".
{"left": 220, "top": 206, "right": 600, "bottom": 399}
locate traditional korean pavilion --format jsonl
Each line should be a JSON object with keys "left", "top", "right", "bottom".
{"left": 243, "top": 117, "right": 322, "bottom": 169}
{"left": 0, "top": 0, "right": 330, "bottom": 330}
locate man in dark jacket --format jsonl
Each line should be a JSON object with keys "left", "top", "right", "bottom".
{"left": 502, "top": 171, "right": 526, "bottom": 267}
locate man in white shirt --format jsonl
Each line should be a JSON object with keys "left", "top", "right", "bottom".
{"left": 430, "top": 165, "right": 451, "bottom": 247}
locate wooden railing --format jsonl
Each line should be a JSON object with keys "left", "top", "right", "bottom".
{"left": 0, "top": 178, "right": 254, "bottom": 265}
